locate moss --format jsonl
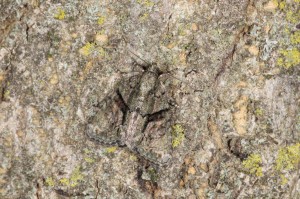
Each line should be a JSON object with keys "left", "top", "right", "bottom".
{"left": 54, "top": 8, "right": 65, "bottom": 20}
{"left": 291, "top": 31, "right": 300, "bottom": 44}
{"left": 106, "top": 146, "right": 117, "bottom": 153}
{"left": 275, "top": 143, "right": 300, "bottom": 171}
{"left": 171, "top": 124, "right": 185, "bottom": 148}
{"left": 242, "top": 154, "right": 263, "bottom": 177}
{"left": 45, "top": 177, "right": 55, "bottom": 186}
{"left": 277, "top": 48, "right": 300, "bottom": 68}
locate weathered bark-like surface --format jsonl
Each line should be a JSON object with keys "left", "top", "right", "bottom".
{"left": 0, "top": 0, "right": 299, "bottom": 198}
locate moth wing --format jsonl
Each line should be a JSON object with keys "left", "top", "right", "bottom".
{"left": 86, "top": 92, "right": 126, "bottom": 145}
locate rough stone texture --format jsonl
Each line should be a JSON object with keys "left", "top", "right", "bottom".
{"left": 0, "top": 0, "right": 299, "bottom": 198}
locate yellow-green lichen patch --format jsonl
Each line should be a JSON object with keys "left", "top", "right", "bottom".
{"left": 279, "top": 1, "right": 286, "bottom": 9}
{"left": 171, "top": 124, "right": 185, "bottom": 148}
{"left": 242, "top": 154, "right": 263, "bottom": 177}
{"left": 84, "top": 157, "right": 95, "bottom": 163}
{"left": 277, "top": 48, "right": 300, "bottom": 69}
{"left": 285, "top": 9, "right": 300, "bottom": 24}
{"left": 83, "top": 148, "right": 91, "bottom": 154}
{"left": 97, "top": 16, "right": 105, "bottom": 25}
{"left": 45, "top": 177, "right": 55, "bottom": 186}
{"left": 255, "top": 108, "right": 264, "bottom": 117}
{"left": 280, "top": 174, "right": 288, "bottom": 185}
{"left": 106, "top": 146, "right": 117, "bottom": 153}
{"left": 291, "top": 31, "right": 300, "bottom": 44}
{"left": 59, "top": 178, "right": 70, "bottom": 186}
{"left": 79, "top": 42, "right": 96, "bottom": 56}
{"left": 137, "top": 0, "right": 155, "bottom": 7}
{"left": 58, "top": 166, "right": 84, "bottom": 187}
{"left": 97, "top": 47, "right": 106, "bottom": 57}
{"left": 275, "top": 143, "right": 300, "bottom": 172}
{"left": 70, "top": 166, "right": 84, "bottom": 187}
{"left": 54, "top": 8, "right": 66, "bottom": 20}
{"left": 139, "top": 12, "right": 149, "bottom": 21}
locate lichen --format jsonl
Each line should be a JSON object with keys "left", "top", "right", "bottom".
{"left": 286, "top": 10, "right": 300, "bottom": 24}
{"left": 279, "top": 1, "right": 286, "bottom": 9}
{"left": 242, "top": 154, "right": 263, "bottom": 177}
{"left": 97, "top": 47, "right": 106, "bottom": 57}
{"left": 139, "top": 12, "right": 149, "bottom": 21}
{"left": 84, "top": 157, "right": 95, "bottom": 163}
{"left": 147, "top": 167, "right": 158, "bottom": 182}
{"left": 70, "top": 166, "right": 84, "bottom": 187}
{"left": 79, "top": 42, "right": 96, "bottom": 56}
{"left": 59, "top": 178, "right": 70, "bottom": 186}
{"left": 97, "top": 16, "right": 105, "bottom": 25}
{"left": 45, "top": 177, "right": 55, "bottom": 186}
{"left": 54, "top": 8, "right": 65, "bottom": 20}
{"left": 59, "top": 166, "right": 84, "bottom": 187}
{"left": 290, "top": 31, "right": 300, "bottom": 44}
{"left": 277, "top": 48, "right": 300, "bottom": 69}
{"left": 280, "top": 174, "right": 288, "bottom": 185}
{"left": 137, "top": 0, "right": 154, "bottom": 7}
{"left": 171, "top": 124, "right": 185, "bottom": 148}
{"left": 275, "top": 143, "right": 300, "bottom": 172}
{"left": 106, "top": 146, "right": 117, "bottom": 153}
{"left": 255, "top": 108, "right": 264, "bottom": 116}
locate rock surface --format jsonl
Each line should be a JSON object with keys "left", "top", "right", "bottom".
{"left": 0, "top": 0, "right": 299, "bottom": 198}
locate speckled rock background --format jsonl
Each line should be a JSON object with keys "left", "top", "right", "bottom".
{"left": 0, "top": 0, "right": 300, "bottom": 198}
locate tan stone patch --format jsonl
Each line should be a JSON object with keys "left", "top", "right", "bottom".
{"left": 191, "top": 23, "right": 198, "bottom": 31}
{"left": 233, "top": 95, "right": 249, "bottom": 136}
{"left": 0, "top": 167, "right": 6, "bottom": 175}
{"left": 199, "top": 163, "right": 209, "bottom": 173}
{"left": 248, "top": 45, "right": 259, "bottom": 56}
{"left": 264, "top": 0, "right": 278, "bottom": 12}
{"left": 207, "top": 118, "right": 224, "bottom": 149}
{"left": 49, "top": 74, "right": 58, "bottom": 85}
{"left": 179, "top": 52, "right": 187, "bottom": 65}
{"left": 95, "top": 34, "right": 108, "bottom": 46}
{"left": 235, "top": 81, "right": 248, "bottom": 88}
{"left": 196, "top": 182, "right": 209, "bottom": 199}
{"left": 188, "top": 166, "right": 196, "bottom": 175}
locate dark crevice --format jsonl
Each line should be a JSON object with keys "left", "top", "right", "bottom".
{"left": 116, "top": 89, "right": 130, "bottom": 124}
{"left": 214, "top": 23, "right": 253, "bottom": 82}
{"left": 36, "top": 182, "right": 41, "bottom": 199}
{"left": 214, "top": 43, "right": 237, "bottom": 81}
{"left": 55, "top": 189, "right": 89, "bottom": 197}
{"left": 147, "top": 108, "right": 169, "bottom": 122}
{"left": 26, "top": 24, "right": 30, "bottom": 41}
{"left": 141, "top": 108, "right": 170, "bottom": 134}
{"left": 95, "top": 180, "right": 100, "bottom": 199}
{"left": 227, "top": 138, "right": 248, "bottom": 161}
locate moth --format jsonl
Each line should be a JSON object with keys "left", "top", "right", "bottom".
{"left": 86, "top": 59, "right": 177, "bottom": 165}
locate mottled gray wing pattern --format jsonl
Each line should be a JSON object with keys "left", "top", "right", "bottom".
{"left": 86, "top": 91, "right": 127, "bottom": 146}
